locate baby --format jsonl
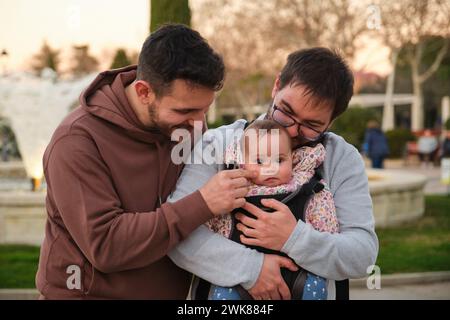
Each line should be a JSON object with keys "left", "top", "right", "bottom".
{"left": 205, "top": 119, "right": 339, "bottom": 300}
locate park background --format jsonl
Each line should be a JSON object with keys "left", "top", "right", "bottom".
{"left": 0, "top": 0, "right": 449, "bottom": 299}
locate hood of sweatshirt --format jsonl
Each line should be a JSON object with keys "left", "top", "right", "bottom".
{"left": 79, "top": 65, "right": 168, "bottom": 144}
{"left": 78, "top": 65, "right": 181, "bottom": 203}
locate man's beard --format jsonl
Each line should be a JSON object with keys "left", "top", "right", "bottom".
{"left": 146, "top": 102, "right": 169, "bottom": 136}
{"left": 147, "top": 102, "right": 194, "bottom": 138}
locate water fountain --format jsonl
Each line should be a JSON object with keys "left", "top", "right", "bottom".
{"left": 0, "top": 69, "right": 95, "bottom": 244}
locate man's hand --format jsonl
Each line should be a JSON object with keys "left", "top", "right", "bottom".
{"left": 236, "top": 199, "right": 297, "bottom": 251}
{"left": 199, "top": 169, "right": 256, "bottom": 216}
{"left": 248, "top": 254, "right": 298, "bottom": 300}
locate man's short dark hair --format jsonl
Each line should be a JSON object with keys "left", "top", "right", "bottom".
{"left": 137, "top": 24, "right": 225, "bottom": 96}
{"left": 278, "top": 47, "right": 354, "bottom": 120}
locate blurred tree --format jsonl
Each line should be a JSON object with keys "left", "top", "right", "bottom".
{"left": 70, "top": 45, "right": 99, "bottom": 77}
{"left": 193, "top": 0, "right": 370, "bottom": 74}
{"left": 31, "top": 41, "right": 60, "bottom": 76}
{"left": 129, "top": 50, "right": 139, "bottom": 65}
{"left": 272, "top": 0, "right": 370, "bottom": 62}
{"left": 150, "top": 0, "right": 191, "bottom": 32}
{"left": 355, "top": 72, "right": 386, "bottom": 94}
{"left": 110, "top": 48, "right": 132, "bottom": 69}
{"left": 217, "top": 73, "right": 273, "bottom": 116}
{"left": 192, "top": 0, "right": 371, "bottom": 111}
{"left": 373, "top": 0, "right": 450, "bottom": 131}
{"left": 395, "top": 36, "right": 450, "bottom": 128}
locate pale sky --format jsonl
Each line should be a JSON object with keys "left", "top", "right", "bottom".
{"left": 0, "top": 0, "right": 149, "bottom": 71}
{"left": 0, "top": 0, "right": 391, "bottom": 75}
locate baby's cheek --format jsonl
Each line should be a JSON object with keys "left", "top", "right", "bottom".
{"left": 279, "top": 164, "right": 293, "bottom": 182}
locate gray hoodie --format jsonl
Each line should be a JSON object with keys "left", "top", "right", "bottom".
{"left": 168, "top": 118, "right": 379, "bottom": 299}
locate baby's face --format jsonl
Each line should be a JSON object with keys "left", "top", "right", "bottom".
{"left": 243, "top": 131, "right": 293, "bottom": 187}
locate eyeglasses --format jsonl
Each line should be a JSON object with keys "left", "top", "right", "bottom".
{"left": 270, "top": 103, "right": 326, "bottom": 142}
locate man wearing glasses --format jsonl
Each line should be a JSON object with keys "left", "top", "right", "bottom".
{"left": 168, "top": 47, "right": 378, "bottom": 300}
{"left": 271, "top": 103, "right": 326, "bottom": 144}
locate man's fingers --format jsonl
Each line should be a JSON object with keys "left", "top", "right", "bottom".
{"left": 234, "top": 187, "right": 249, "bottom": 199}
{"left": 227, "top": 169, "right": 257, "bottom": 180}
{"left": 236, "top": 223, "right": 258, "bottom": 237}
{"left": 235, "top": 212, "right": 258, "bottom": 228}
{"left": 242, "top": 201, "right": 264, "bottom": 219}
{"left": 231, "top": 177, "right": 250, "bottom": 188}
{"left": 269, "top": 288, "right": 282, "bottom": 300}
{"left": 277, "top": 257, "right": 299, "bottom": 272}
{"left": 233, "top": 198, "right": 246, "bottom": 209}
{"left": 240, "top": 234, "right": 261, "bottom": 246}
{"left": 249, "top": 293, "right": 260, "bottom": 300}
{"left": 261, "top": 198, "right": 289, "bottom": 212}
{"left": 278, "top": 280, "right": 291, "bottom": 300}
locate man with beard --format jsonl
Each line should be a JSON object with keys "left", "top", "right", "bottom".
{"left": 168, "top": 48, "right": 379, "bottom": 300}
{"left": 35, "top": 24, "right": 263, "bottom": 299}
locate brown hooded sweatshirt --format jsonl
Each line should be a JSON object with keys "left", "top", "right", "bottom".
{"left": 35, "top": 66, "right": 213, "bottom": 299}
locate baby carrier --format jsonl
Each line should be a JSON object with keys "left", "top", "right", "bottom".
{"left": 229, "top": 165, "right": 325, "bottom": 300}
{"left": 192, "top": 122, "right": 349, "bottom": 300}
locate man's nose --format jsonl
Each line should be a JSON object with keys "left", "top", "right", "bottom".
{"left": 286, "top": 125, "right": 299, "bottom": 138}
{"left": 188, "top": 114, "right": 203, "bottom": 127}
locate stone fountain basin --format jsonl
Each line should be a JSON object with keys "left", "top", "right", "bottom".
{"left": 367, "top": 169, "right": 427, "bottom": 228}
{"left": 0, "top": 169, "right": 427, "bottom": 245}
{"left": 0, "top": 191, "right": 46, "bottom": 245}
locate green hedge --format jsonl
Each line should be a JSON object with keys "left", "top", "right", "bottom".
{"left": 385, "top": 129, "right": 416, "bottom": 158}
{"left": 445, "top": 118, "right": 450, "bottom": 130}
{"left": 329, "top": 107, "right": 379, "bottom": 150}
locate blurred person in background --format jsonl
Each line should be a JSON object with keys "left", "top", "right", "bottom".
{"left": 363, "top": 120, "right": 389, "bottom": 169}
{"left": 418, "top": 129, "right": 439, "bottom": 168}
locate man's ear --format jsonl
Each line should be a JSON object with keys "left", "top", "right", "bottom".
{"left": 271, "top": 75, "right": 281, "bottom": 99}
{"left": 134, "top": 80, "right": 156, "bottom": 105}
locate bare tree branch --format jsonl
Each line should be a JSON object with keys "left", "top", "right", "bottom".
{"left": 418, "top": 39, "right": 449, "bottom": 83}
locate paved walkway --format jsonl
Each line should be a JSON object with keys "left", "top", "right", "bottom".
{"left": 1, "top": 284, "right": 449, "bottom": 300}
{"left": 351, "top": 281, "right": 450, "bottom": 300}
{"left": 2, "top": 272, "right": 450, "bottom": 300}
